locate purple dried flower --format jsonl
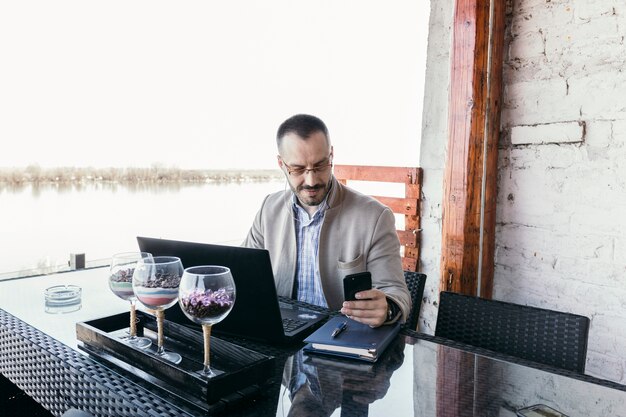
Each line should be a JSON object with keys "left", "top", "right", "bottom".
{"left": 181, "top": 288, "right": 234, "bottom": 319}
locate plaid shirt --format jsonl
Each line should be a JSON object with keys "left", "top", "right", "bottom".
{"left": 292, "top": 194, "right": 329, "bottom": 308}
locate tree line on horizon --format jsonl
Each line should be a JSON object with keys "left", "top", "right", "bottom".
{"left": 0, "top": 165, "right": 283, "bottom": 186}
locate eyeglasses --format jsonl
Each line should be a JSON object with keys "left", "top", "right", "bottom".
{"left": 280, "top": 158, "right": 333, "bottom": 177}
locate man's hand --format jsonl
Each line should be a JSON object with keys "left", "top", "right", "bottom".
{"left": 340, "top": 288, "right": 388, "bottom": 327}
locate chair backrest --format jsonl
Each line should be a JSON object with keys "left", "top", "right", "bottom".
{"left": 62, "top": 408, "right": 95, "bottom": 417}
{"left": 435, "top": 291, "right": 590, "bottom": 373}
{"left": 334, "top": 165, "right": 422, "bottom": 271}
{"left": 403, "top": 271, "right": 427, "bottom": 330}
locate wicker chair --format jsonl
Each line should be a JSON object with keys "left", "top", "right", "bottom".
{"left": 435, "top": 291, "right": 590, "bottom": 373}
{"left": 61, "top": 408, "right": 95, "bottom": 417}
{"left": 403, "top": 271, "right": 427, "bottom": 330}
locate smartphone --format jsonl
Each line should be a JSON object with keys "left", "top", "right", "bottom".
{"left": 343, "top": 272, "right": 372, "bottom": 301}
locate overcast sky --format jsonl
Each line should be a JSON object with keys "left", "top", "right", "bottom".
{"left": 0, "top": 1, "right": 429, "bottom": 170}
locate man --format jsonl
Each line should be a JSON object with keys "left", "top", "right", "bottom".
{"left": 243, "top": 114, "right": 410, "bottom": 327}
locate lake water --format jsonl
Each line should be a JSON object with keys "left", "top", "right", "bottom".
{"left": 0, "top": 180, "right": 284, "bottom": 277}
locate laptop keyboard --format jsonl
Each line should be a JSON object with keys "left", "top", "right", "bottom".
{"left": 282, "top": 317, "right": 308, "bottom": 333}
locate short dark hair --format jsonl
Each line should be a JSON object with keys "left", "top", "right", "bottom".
{"left": 276, "top": 114, "right": 330, "bottom": 150}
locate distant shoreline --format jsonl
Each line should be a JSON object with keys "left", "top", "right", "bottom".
{"left": 0, "top": 166, "right": 283, "bottom": 187}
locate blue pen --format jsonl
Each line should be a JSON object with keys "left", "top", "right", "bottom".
{"left": 331, "top": 321, "right": 348, "bottom": 338}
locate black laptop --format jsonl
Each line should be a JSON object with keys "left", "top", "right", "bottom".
{"left": 137, "top": 236, "right": 328, "bottom": 344}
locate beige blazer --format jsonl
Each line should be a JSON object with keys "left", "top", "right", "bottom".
{"left": 243, "top": 176, "right": 411, "bottom": 322}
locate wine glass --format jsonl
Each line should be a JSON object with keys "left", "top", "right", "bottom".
{"left": 179, "top": 265, "right": 236, "bottom": 377}
{"left": 108, "top": 252, "right": 153, "bottom": 349}
{"left": 132, "top": 256, "right": 184, "bottom": 364}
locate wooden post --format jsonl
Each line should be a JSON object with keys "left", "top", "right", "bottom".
{"left": 440, "top": 0, "right": 505, "bottom": 298}
{"left": 437, "top": 0, "right": 506, "bottom": 416}
{"left": 479, "top": 0, "right": 505, "bottom": 300}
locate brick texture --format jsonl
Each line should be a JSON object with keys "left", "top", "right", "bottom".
{"left": 419, "top": 0, "right": 626, "bottom": 389}
{"left": 498, "top": 0, "right": 626, "bottom": 383}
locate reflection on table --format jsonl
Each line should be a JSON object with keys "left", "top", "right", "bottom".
{"left": 1, "top": 268, "right": 626, "bottom": 417}
{"left": 281, "top": 337, "right": 405, "bottom": 417}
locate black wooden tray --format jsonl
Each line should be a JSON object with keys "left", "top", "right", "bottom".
{"left": 76, "top": 311, "right": 275, "bottom": 406}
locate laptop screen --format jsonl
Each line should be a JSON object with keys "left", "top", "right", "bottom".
{"left": 136, "top": 236, "right": 297, "bottom": 342}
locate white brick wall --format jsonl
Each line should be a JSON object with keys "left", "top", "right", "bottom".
{"left": 419, "top": 0, "right": 626, "bottom": 388}
{"left": 498, "top": 0, "right": 626, "bottom": 382}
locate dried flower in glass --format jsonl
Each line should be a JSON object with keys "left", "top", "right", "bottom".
{"left": 179, "top": 265, "right": 236, "bottom": 377}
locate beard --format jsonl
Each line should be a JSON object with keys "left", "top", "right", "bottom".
{"left": 289, "top": 178, "right": 332, "bottom": 208}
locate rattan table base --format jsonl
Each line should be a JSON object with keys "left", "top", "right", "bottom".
{"left": 0, "top": 308, "right": 195, "bottom": 417}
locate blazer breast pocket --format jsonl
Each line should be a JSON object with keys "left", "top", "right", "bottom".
{"left": 337, "top": 254, "right": 365, "bottom": 276}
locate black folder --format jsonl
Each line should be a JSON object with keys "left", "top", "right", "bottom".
{"left": 303, "top": 316, "right": 401, "bottom": 362}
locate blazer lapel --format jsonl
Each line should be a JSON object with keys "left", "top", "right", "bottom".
{"left": 274, "top": 196, "right": 297, "bottom": 297}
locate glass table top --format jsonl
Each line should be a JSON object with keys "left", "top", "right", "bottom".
{"left": 1, "top": 268, "right": 625, "bottom": 417}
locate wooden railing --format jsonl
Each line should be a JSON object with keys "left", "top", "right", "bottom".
{"left": 334, "top": 165, "right": 422, "bottom": 272}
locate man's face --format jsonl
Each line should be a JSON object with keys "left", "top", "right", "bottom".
{"left": 277, "top": 131, "right": 334, "bottom": 211}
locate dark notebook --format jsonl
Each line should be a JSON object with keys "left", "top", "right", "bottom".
{"left": 137, "top": 236, "right": 328, "bottom": 344}
{"left": 303, "top": 316, "right": 401, "bottom": 362}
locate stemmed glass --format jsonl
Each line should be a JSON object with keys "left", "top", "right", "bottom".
{"left": 132, "top": 256, "right": 184, "bottom": 364}
{"left": 108, "top": 252, "right": 153, "bottom": 349}
{"left": 179, "top": 265, "right": 236, "bottom": 378}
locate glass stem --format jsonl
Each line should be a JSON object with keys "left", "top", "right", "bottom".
{"left": 156, "top": 309, "right": 165, "bottom": 355}
{"left": 202, "top": 324, "right": 212, "bottom": 374}
{"left": 129, "top": 299, "right": 137, "bottom": 338}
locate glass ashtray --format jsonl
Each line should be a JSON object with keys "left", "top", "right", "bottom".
{"left": 45, "top": 285, "right": 82, "bottom": 314}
